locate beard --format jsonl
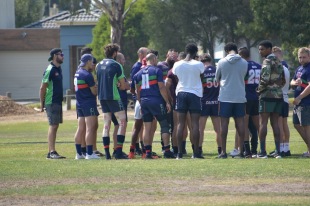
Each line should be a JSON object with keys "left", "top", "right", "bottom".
{"left": 56, "top": 57, "right": 63, "bottom": 64}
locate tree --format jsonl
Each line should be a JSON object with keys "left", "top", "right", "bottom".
{"left": 15, "top": 0, "right": 45, "bottom": 28}
{"left": 92, "top": 0, "right": 138, "bottom": 47}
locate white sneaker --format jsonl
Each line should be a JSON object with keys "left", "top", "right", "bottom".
{"left": 75, "top": 153, "right": 85, "bottom": 160}
{"left": 86, "top": 153, "right": 100, "bottom": 160}
{"left": 229, "top": 149, "right": 240, "bottom": 157}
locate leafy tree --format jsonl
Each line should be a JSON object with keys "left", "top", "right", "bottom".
{"left": 15, "top": 0, "right": 45, "bottom": 28}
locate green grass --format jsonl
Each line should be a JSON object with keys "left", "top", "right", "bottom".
{"left": 0, "top": 113, "right": 310, "bottom": 205}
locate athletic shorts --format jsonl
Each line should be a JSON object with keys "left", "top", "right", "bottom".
{"left": 100, "top": 100, "right": 124, "bottom": 113}
{"left": 134, "top": 101, "right": 142, "bottom": 120}
{"left": 259, "top": 99, "right": 282, "bottom": 114}
{"left": 140, "top": 99, "right": 167, "bottom": 122}
{"left": 76, "top": 106, "right": 99, "bottom": 118}
{"left": 45, "top": 103, "right": 63, "bottom": 125}
{"left": 218, "top": 102, "right": 245, "bottom": 118}
{"left": 245, "top": 100, "right": 259, "bottom": 116}
{"left": 175, "top": 92, "right": 201, "bottom": 114}
{"left": 111, "top": 108, "right": 128, "bottom": 125}
{"left": 293, "top": 105, "right": 310, "bottom": 126}
{"left": 280, "top": 102, "right": 289, "bottom": 118}
{"left": 201, "top": 103, "right": 219, "bottom": 117}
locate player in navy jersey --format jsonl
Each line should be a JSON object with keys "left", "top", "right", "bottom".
{"left": 199, "top": 53, "right": 221, "bottom": 156}
{"left": 238, "top": 47, "right": 261, "bottom": 157}
{"left": 134, "top": 53, "right": 174, "bottom": 159}
{"left": 96, "top": 43, "right": 127, "bottom": 159}
{"left": 74, "top": 54, "right": 100, "bottom": 160}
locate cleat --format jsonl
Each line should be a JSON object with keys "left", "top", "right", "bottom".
{"left": 75, "top": 153, "right": 85, "bottom": 160}
{"left": 229, "top": 149, "right": 240, "bottom": 157}
{"left": 94, "top": 150, "right": 104, "bottom": 157}
{"left": 218, "top": 153, "right": 228, "bottom": 159}
{"left": 49, "top": 151, "right": 66, "bottom": 159}
{"left": 128, "top": 152, "right": 135, "bottom": 159}
{"left": 176, "top": 153, "right": 183, "bottom": 160}
{"left": 135, "top": 148, "right": 143, "bottom": 156}
{"left": 163, "top": 150, "right": 176, "bottom": 158}
{"left": 285, "top": 150, "right": 291, "bottom": 156}
{"left": 85, "top": 153, "right": 100, "bottom": 159}
{"left": 257, "top": 151, "right": 268, "bottom": 159}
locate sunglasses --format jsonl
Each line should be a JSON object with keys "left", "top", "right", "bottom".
{"left": 56, "top": 53, "right": 64, "bottom": 57}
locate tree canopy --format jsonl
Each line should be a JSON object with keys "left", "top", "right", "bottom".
{"left": 15, "top": 0, "right": 44, "bottom": 28}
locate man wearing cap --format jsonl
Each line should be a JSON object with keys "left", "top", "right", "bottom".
{"left": 40, "top": 48, "right": 65, "bottom": 159}
{"left": 73, "top": 54, "right": 100, "bottom": 160}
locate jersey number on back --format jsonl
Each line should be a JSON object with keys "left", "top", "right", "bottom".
{"left": 248, "top": 69, "right": 260, "bottom": 84}
{"left": 141, "top": 74, "right": 150, "bottom": 89}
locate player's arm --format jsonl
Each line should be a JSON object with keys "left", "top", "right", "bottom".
{"left": 165, "top": 78, "right": 173, "bottom": 104}
{"left": 135, "top": 84, "right": 141, "bottom": 103}
{"left": 39, "top": 82, "right": 48, "bottom": 112}
{"left": 293, "top": 81, "right": 310, "bottom": 105}
{"left": 90, "top": 85, "right": 97, "bottom": 96}
{"left": 158, "top": 82, "right": 171, "bottom": 113}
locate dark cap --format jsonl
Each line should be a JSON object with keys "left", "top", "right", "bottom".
{"left": 81, "top": 47, "right": 92, "bottom": 55}
{"left": 48, "top": 48, "right": 62, "bottom": 61}
{"left": 79, "top": 54, "right": 93, "bottom": 67}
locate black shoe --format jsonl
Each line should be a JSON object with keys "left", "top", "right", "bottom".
{"left": 49, "top": 151, "right": 66, "bottom": 159}
{"left": 285, "top": 150, "right": 291, "bottom": 156}
{"left": 94, "top": 150, "right": 104, "bottom": 157}
{"left": 192, "top": 153, "right": 204, "bottom": 159}
{"left": 46, "top": 152, "right": 50, "bottom": 159}
{"left": 135, "top": 148, "right": 143, "bottom": 156}
{"left": 163, "top": 150, "right": 176, "bottom": 158}
{"left": 269, "top": 150, "right": 276, "bottom": 156}
{"left": 218, "top": 153, "right": 227, "bottom": 159}
{"left": 114, "top": 153, "right": 129, "bottom": 159}
{"left": 145, "top": 154, "right": 157, "bottom": 159}
{"left": 176, "top": 153, "right": 183, "bottom": 159}
{"left": 257, "top": 151, "right": 268, "bottom": 159}
{"left": 105, "top": 152, "right": 111, "bottom": 160}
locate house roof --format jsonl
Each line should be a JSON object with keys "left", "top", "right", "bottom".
{"left": 24, "top": 9, "right": 102, "bottom": 28}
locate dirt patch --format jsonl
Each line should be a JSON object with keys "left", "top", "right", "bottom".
{"left": 0, "top": 96, "right": 37, "bottom": 117}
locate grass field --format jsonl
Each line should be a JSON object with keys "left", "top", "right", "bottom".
{"left": 0, "top": 109, "right": 310, "bottom": 206}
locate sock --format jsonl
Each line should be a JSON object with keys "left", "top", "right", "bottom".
{"left": 135, "top": 142, "right": 140, "bottom": 150}
{"left": 172, "top": 146, "right": 178, "bottom": 154}
{"left": 244, "top": 141, "right": 251, "bottom": 154}
{"left": 163, "top": 145, "right": 171, "bottom": 152}
{"left": 75, "top": 144, "right": 82, "bottom": 155}
{"left": 103, "top": 136, "right": 111, "bottom": 158}
{"left": 280, "top": 143, "right": 284, "bottom": 152}
{"left": 182, "top": 141, "right": 187, "bottom": 151}
{"left": 86, "top": 145, "right": 93, "bottom": 155}
{"left": 130, "top": 145, "right": 135, "bottom": 153}
{"left": 145, "top": 145, "right": 152, "bottom": 157}
{"left": 161, "top": 137, "right": 164, "bottom": 150}
{"left": 191, "top": 144, "right": 194, "bottom": 153}
{"left": 275, "top": 140, "right": 280, "bottom": 154}
{"left": 285, "top": 142, "right": 290, "bottom": 152}
{"left": 81, "top": 147, "right": 87, "bottom": 155}
{"left": 116, "top": 135, "right": 125, "bottom": 156}
{"left": 199, "top": 146, "right": 202, "bottom": 155}
{"left": 217, "top": 147, "right": 222, "bottom": 155}
{"left": 260, "top": 140, "right": 266, "bottom": 153}
{"left": 140, "top": 141, "right": 144, "bottom": 150}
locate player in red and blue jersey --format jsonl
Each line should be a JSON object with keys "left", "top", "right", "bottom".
{"left": 199, "top": 53, "right": 221, "bottom": 156}
{"left": 134, "top": 53, "right": 174, "bottom": 159}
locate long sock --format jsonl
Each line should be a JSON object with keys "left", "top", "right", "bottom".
{"left": 172, "top": 146, "right": 178, "bottom": 154}
{"left": 116, "top": 135, "right": 125, "bottom": 156}
{"left": 275, "top": 140, "right": 280, "bottom": 154}
{"left": 285, "top": 142, "right": 290, "bottom": 152}
{"left": 163, "top": 145, "right": 170, "bottom": 152}
{"left": 75, "top": 144, "right": 82, "bottom": 155}
{"left": 135, "top": 142, "right": 140, "bottom": 150}
{"left": 86, "top": 145, "right": 93, "bottom": 156}
{"left": 244, "top": 141, "right": 251, "bottom": 154}
{"left": 81, "top": 147, "right": 87, "bottom": 155}
{"left": 217, "top": 147, "right": 222, "bottom": 155}
{"left": 145, "top": 145, "right": 152, "bottom": 157}
{"left": 182, "top": 141, "right": 187, "bottom": 152}
{"left": 191, "top": 144, "right": 194, "bottom": 153}
{"left": 103, "top": 136, "right": 111, "bottom": 159}
{"left": 260, "top": 140, "right": 266, "bottom": 153}
{"left": 199, "top": 146, "right": 202, "bottom": 155}
{"left": 130, "top": 145, "right": 135, "bottom": 153}
{"left": 161, "top": 137, "right": 164, "bottom": 150}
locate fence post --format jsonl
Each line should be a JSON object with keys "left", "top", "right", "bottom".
{"left": 66, "top": 89, "right": 71, "bottom": 110}
{"left": 6, "top": 92, "right": 11, "bottom": 98}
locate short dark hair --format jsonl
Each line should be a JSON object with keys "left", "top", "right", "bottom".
{"left": 147, "top": 49, "right": 159, "bottom": 57}
{"left": 104, "top": 43, "right": 120, "bottom": 58}
{"left": 81, "top": 47, "right": 92, "bottom": 55}
{"left": 238, "top": 47, "right": 250, "bottom": 58}
{"left": 259, "top": 40, "right": 273, "bottom": 49}
{"left": 224, "top": 42, "right": 238, "bottom": 53}
{"left": 185, "top": 43, "right": 198, "bottom": 56}
{"left": 200, "top": 53, "right": 212, "bottom": 63}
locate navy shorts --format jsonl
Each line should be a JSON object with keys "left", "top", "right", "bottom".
{"left": 175, "top": 92, "right": 201, "bottom": 114}
{"left": 100, "top": 100, "right": 124, "bottom": 113}
{"left": 219, "top": 102, "right": 245, "bottom": 118}
{"left": 246, "top": 100, "right": 259, "bottom": 116}
{"left": 140, "top": 99, "right": 167, "bottom": 122}
{"left": 76, "top": 106, "right": 99, "bottom": 118}
{"left": 293, "top": 105, "right": 310, "bottom": 126}
{"left": 45, "top": 103, "right": 63, "bottom": 125}
{"left": 280, "top": 102, "right": 289, "bottom": 118}
{"left": 201, "top": 103, "right": 219, "bottom": 117}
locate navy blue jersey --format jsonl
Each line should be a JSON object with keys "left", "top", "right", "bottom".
{"left": 42, "top": 63, "right": 63, "bottom": 105}
{"left": 134, "top": 65, "right": 164, "bottom": 101}
{"left": 244, "top": 60, "right": 261, "bottom": 101}
{"left": 74, "top": 67, "right": 96, "bottom": 108}
{"left": 293, "top": 63, "right": 310, "bottom": 105}
{"left": 157, "top": 61, "right": 169, "bottom": 81}
{"left": 130, "top": 62, "right": 142, "bottom": 100}
{"left": 118, "top": 77, "right": 128, "bottom": 107}
{"left": 201, "top": 65, "right": 219, "bottom": 104}
{"left": 96, "top": 59, "right": 125, "bottom": 101}
{"left": 282, "top": 60, "right": 289, "bottom": 69}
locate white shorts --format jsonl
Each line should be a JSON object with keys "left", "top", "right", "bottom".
{"left": 134, "top": 101, "right": 142, "bottom": 120}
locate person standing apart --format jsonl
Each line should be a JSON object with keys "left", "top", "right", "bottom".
{"left": 291, "top": 47, "right": 310, "bottom": 157}
{"left": 73, "top": 54, "right": 100, "bottom": 160}
{"left": 256, "top": 40, "right": 285, "bottom": 159}
{"left": 40, "top": 48, "right": 65, "bottom": 159}
{"left": 172, "top": 43, "right": 205, "bottom": 159}
{"left": 96, "top": 43, "right": 128, "bottom": 159}
{"left": 215, "top": 42, "right": 248, "bottom": 158}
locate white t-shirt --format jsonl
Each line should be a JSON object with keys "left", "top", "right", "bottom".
{"left": 172, "top": 59, "right": 204, "bottom": 97}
